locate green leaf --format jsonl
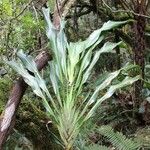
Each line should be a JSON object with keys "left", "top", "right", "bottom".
{"left": 100, "top": 41, "right": 122, "bottom": 53}
{"left": 17, "top": 50, "right": 37, "bottom": 73}
{"left": 100, "top": 20, "right": 128, "bottom": 32}
{"left": 7, "top": 60, "right": 45, "bottom": 99}
{"left": 97, "top": 125, "right": 141, "bottom": 150}
{"left": 85, "top": 21, "right": 127, "bottom": 49}
{"left": 84, "top": 75, "right": 140, "bottom": 121}
{"left": 82, "top": 42, "right": 121, "bottom": 85}
{"left": 88, "top": 70, "right": 121, "bottom": 105}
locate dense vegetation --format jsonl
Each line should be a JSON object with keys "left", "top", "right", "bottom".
{"left": 0, "top": 0, "right": 150, "bottom": 150}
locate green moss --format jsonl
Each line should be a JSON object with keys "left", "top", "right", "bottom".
{"left": 15, "top": 96, "right": 62, "bottom": 150}
{"left": 0, "top": 77, "right": 11, "bottom": 113}
{"left": 0, "top": 78, "right": 61, "bottom": 149}
{"left": 135, "top": 127, "right": 150, "bottom": 149}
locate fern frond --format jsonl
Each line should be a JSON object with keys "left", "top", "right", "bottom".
{"left": 97, "top": 125, "right": 141, "bottom": 150}
{"left": 84, "top": 144, "right": 110, "bottom": 150}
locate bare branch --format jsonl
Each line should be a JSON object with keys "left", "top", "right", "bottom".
{"left": 11, "top": 0, "right": 33, "bottom": 21}
{"left": 101, "top": 0, "right": 150, "bottom": 19}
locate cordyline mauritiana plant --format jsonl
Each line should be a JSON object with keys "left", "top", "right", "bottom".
{"left": 7, "top": 8, "right": 140, "bottom": 150}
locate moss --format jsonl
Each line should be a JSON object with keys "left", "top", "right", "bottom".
{"left": 135, "top": 127, "right": 150, "bottom": 149}
{"left": 0, "top": 77, "right": 12, "bottom": 113}
{"left": 3, "top": 130, "right": 34, "bottom": 150}
{"left": 0, "top": 78, "right": 61, "bottom": 149}
{"left": 15, "top": 96, "right": 62, "bottom": 150}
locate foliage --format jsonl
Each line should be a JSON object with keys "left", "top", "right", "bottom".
{"left": 15, "top": 97, "right": 61, "bottom": 150}
{"left": 0, "top": 0, "right": 149, "bottom": 149}
{"left": 97, "top": 125, "right": 141, "bottom": 150}
{"left": 84, "top": 144, "right": 109, "bottom": 150}
{"left": 0, "top": 0, "right": 46, "bottom": 55}
{"left": 0, "top": 77, "right": 11, "bottom": 113}
{"left": 3, "top": 129, "right": 33, "bottom": 150}
{"left": 7, "top": 7, "right": 140, "bottom": 150}
{"left": 134, "top": 127, "right": 150, "bottom": 149}
{"left": 74, "top": 122, "right": 141, "bottom": 150}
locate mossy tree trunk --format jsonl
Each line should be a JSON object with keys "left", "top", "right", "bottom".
{"left": 133, "top": 0, "right": 147, "bottom": 110}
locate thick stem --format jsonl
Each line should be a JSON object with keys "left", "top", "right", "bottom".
{"left": 65, "top": 145, "right": 73, "bottom": 150}
{"left": 115, "top": 30, "right": 121, "bottom": 69}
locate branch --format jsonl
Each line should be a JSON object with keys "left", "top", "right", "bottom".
{"left": 115, "top": 30, "right": 133, "bottom": 47}
{"left": 11, "top": 0, "right": 33, "bottom": 21}
{"left": 66, "top": 8, "right": 92, "bottom": 19}
{"left": 101, "top": 0, "right": 150, "bottom": 19}
{"left": 53, "top": 0, "right": 76, "bottom": 29}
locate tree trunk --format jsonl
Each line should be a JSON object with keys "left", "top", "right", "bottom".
{"left": 133, "top": 1, "right": 146, "bottom": 109}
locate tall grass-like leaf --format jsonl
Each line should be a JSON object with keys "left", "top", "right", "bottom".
{"left": 85, "top": 21, "right": 127, "bottom": 49}
{"left": 88, "top": 70, "right": 121, "bottom": 105}
{"left": 84, "top": 75, "right": 140, "bottom": 121}
{"left": 17, "top": 50, "right": 37, "bottom": 73}
{"left": 82, "top": 42, "right": 121, "bottom": 86}
{"left": 100, "top": 20, "right": 127, "bottom": 32}
{"left": 7, "top": 61, "right": 45, "bottom": 99}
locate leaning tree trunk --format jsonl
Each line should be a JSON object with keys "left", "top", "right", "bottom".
{"left": 133, "top": 1, "right": 146, "bottom": 109}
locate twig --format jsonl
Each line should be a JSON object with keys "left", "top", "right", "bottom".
{"left": 66, "top": 9, "right": 92, "bottom": 19}
{"left": 101, "top": 0, "right": 150, "bottom": 19}
{"left": 56, "top": 0, "right": 61, "bottom": 17}
{"left": 11, "top": 0, "right": 33, "bottom": 21}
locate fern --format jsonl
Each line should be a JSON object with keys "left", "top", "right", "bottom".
{"left": 97, "top": 125, "right": 141, "bottom": 150}
{"left": 84, "top": 144, "right": 109, "bottom": 150}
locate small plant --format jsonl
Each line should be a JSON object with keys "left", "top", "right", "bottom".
{"left": 76, "top": 125, "right": 141, "bottom": 150}
{"left": 4, "top": 129, "right": 33, "bottom": 150}
{"left": 97, "top": 125, "right": 141, "bottom": 150}
{"left": 7, "top": 8, "right": 140, "bottom": 150}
